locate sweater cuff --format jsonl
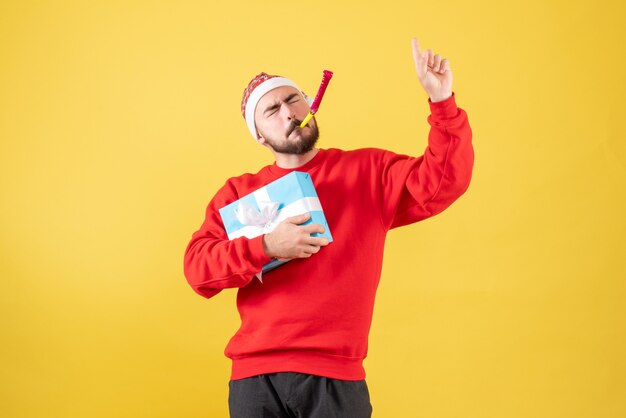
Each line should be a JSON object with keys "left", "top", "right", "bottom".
{"left": 428, "top": 91, "right": 458, "bottom": 119}
{"left": 248, "top": 234, "right": 273, "bottom": 268}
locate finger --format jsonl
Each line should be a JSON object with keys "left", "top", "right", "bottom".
{"left": 411, "top": 37, "right": 422, "bottom": 62}
{"left": 433, "top": 54, "right": 442, "bottom": 72}
{"left": 440, "top": 58, "right": 450, "bottom": 73}
{"left": 300, "top": 223, "right": 325, "bottom": 234}
{"left": 412, "top": 37, "right": 421, "bottom": 54}
{"left": 304, "top": 236, "right": 329, "bottom": 246}
{"left": 422, "top": 51, "right": 429, "bottom": 69}
{"left": 286, "top": 212, "right": 311, "bottom": 224}
{"left": 302, "top": 244, "right": 321, "bottom": 255}
{"left": 426, "top": 49, "right": 434, "bottom": 68}
{"left": 412, "top": 37, "right": 427, "bottom": 78}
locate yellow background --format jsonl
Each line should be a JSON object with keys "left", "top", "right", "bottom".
{"left": 1, "top": 0, "right": 625, "bottom": 417}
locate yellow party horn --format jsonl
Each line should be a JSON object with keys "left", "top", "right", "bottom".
{"left": 300, "top": 70, "right": 333, "bottom": 128}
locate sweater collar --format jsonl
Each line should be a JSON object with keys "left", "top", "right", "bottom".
{"left": 268, "top": 148, "right": 326, "bottom": 175}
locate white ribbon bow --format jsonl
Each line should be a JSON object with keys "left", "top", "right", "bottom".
{"left": 234, "top": 200, "right": 280, "bottom": 231}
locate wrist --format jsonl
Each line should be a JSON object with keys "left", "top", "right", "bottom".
{"left": 429, "top": 92, "right": 453, "bottom": 103}
{"left": 262, "top": 234, "right": 276, "bottom": 259}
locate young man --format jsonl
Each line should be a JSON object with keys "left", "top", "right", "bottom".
{"left": 183, "top": 37, "right": 474, "bottom": 417}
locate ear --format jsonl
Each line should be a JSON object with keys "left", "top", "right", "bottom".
{"left": 256, "top": 129, "right": 266, "bottom": 144}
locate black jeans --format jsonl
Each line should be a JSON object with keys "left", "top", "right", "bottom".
{"left": 228, "top": 372, "right": 373, "bottom": 418}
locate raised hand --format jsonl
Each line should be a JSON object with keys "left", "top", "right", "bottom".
{"left": 411, "top": 37, "right": 453, "bottom": 102}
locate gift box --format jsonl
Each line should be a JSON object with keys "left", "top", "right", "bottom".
{"left": 218, "top": 171, "right": 333, "bottom": 282}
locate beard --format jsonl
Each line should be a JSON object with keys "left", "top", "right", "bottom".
{"left": 259, "top": 118, "right": 320, "bottom": 155}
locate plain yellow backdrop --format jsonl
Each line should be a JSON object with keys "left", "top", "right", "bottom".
{"left": 1, "top": 0, "right": 625, "bottom": 417}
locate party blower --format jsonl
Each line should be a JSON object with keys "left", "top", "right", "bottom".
{"left": 300, "top": 70, "right": 334, "bottom": 128}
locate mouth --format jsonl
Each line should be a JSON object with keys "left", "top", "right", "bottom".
{"left": 287, "top": 121, "right": 303, "bottom": 137}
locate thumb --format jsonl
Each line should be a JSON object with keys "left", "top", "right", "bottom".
{"left": 285, "top": 212, "right": 311, "bottom": 223}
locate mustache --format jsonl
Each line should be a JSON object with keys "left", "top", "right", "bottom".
{"left": 286, "top": 119, "right": 302, "bottom": 136}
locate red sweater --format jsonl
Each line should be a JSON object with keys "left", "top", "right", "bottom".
{"left": 183, "top": 92, "right": 474, "bottom": 381}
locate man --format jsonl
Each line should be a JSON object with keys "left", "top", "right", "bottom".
{"left": 183, "top": 37, "right": 474, "bottom": 417}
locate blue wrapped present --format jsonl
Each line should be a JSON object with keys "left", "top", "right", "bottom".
{"left": 218, "top": 171, "right": 333, "bottom": 282}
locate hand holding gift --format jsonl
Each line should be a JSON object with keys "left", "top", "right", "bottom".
{"left": 262, "top": 212, "right": 330, "bottom": 261}
{"left": 218, "top": 171, "right": 334, "bottom": 282}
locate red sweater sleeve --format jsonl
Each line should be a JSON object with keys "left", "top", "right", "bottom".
{"left": 183, "top": 179, "right": 273, "bottom": 299}
{"left": 377, "top": 91, "right": 474, "bottom": 230}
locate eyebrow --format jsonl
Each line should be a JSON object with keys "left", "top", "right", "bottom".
{"left": 263, "top": 93, "right": 300, "bottom": 115}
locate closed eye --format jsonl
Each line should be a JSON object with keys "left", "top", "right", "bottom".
{"left": 264, "top": 94, "right": 300, "bottom": 117}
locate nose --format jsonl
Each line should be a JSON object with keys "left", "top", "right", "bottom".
{"left": 280, "top": 102, "right": 298, "bottom": 120}
{"left": 283, "top": 107, "right": 297, "bottom": 121}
